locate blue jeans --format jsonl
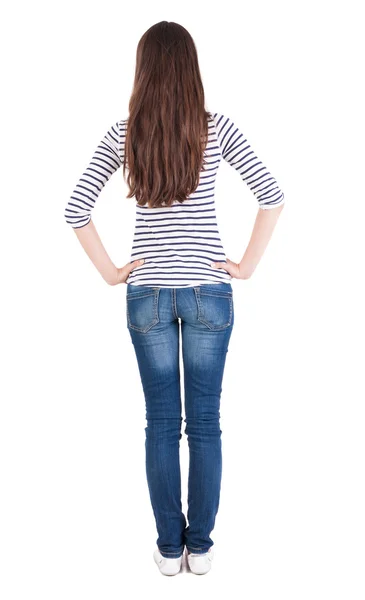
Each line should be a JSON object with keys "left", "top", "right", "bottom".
{"left": 126, "top": 282, "right": 234, "bottom": 558}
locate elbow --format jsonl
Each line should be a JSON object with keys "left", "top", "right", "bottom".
{"left": 64, "top": 212, "right": 77, "bottom": 229}
{"left": 259, "top": 197, "right": 285, "bottom": 212}
{"left": 64, "top": 204, "right": 91, "bottom": 229}
{"left": 277, "top": 192, "right": 285, "bottom": 211}
{"left": 260, "top": 190, "right": 285, "bottom": 211}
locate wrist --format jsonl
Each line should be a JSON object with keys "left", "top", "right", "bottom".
{"left": 238, "top": 263, "right": 254, "bottom": 279}
{"left": 104, "top": 265, "right": 119, "bottom": 285}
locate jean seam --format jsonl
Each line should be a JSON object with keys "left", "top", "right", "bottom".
{"left": 172, "top": 288, "right": 178, "bottom": 320}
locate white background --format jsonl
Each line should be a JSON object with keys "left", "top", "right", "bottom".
{"left": 1, "top": 1, "right": 364, "bottom": 598}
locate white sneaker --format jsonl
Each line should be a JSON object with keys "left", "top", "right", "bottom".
{"left": 186, "top": 547, "right": 214, "bottom": 575}
{"left": 153, "top": 548, "right": 183, "bottom": 576}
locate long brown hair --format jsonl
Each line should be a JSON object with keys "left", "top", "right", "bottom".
{"left": 123, "top": 21, "right": 212, "bottom": 208}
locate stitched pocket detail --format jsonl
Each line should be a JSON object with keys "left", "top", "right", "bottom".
{"left": 126, "top": 288, "right": 160, "bottom": 333}
{"left": 194, "top": 287, "right": 233, "bottom": 330}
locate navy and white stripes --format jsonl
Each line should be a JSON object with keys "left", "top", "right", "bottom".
{"left": 216, "top": 114, "right": 285, "bottom": 209}
{"left": 65, "top": 121, "right": 125, "bottom": 229}
{"left": 65, "top": 112, "right": 284, "bottom": 287}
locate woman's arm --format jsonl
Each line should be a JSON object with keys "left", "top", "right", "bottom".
{"left": 211, "top": 203, "right": 285, "bottom": 278}
{"left": 72, "top": 220, "right": 118, "bottom": 285}
{"left": 65, "top": 120, "right": 143, "bottom": 284}
{"left": 238, "top": 203, "right": 285, "bottom": 278}
{"left": 72, "top": 220, "right": 144, "bottom": 285}
{"left": 212, "top": 113, "right": 286, "bottom": 279}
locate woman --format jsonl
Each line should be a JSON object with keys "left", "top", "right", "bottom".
{"left": 64, "top": 21, "right": 285, "bottom": 576}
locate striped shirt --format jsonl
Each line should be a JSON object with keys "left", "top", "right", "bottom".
{"left": 65, "top": 112, "right": 285, "bottom": 287}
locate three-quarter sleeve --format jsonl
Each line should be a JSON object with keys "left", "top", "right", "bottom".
{"left": 215, "top": 113, "right": 285, "bottom": 209}
{"left": 64, "top": 121, "right": 123, "bottom": 228}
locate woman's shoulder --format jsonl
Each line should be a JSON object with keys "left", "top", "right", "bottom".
{"left": 209, "top": 111, "right": 234, "bottom": 124}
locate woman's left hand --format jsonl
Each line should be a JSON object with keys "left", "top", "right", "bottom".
{"left": 108, "top": 259, "right": 145, "bottom": 285}
{"left": 211, "top": 257, "right": 252, "bottom": 280}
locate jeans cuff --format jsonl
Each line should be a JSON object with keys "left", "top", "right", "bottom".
{"left": 158, "top": 546, "right": 184, "bottom": 559}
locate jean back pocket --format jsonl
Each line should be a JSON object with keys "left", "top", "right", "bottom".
{"left": 194, "top": 284, "right": 233, "bottom": 330}
{"left": 126, "top": 286, "right": 160, "bottom": 333}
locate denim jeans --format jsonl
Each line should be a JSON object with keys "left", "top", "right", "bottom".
{"left": 126, "top": 282, "right": 234, "bottom": 559}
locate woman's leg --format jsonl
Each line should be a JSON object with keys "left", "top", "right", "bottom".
{"left": 178, "top": 283, "right": 234, "bottom": 554}
{"left": 126, "top": 284, "right": 186, "bottom": 559}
